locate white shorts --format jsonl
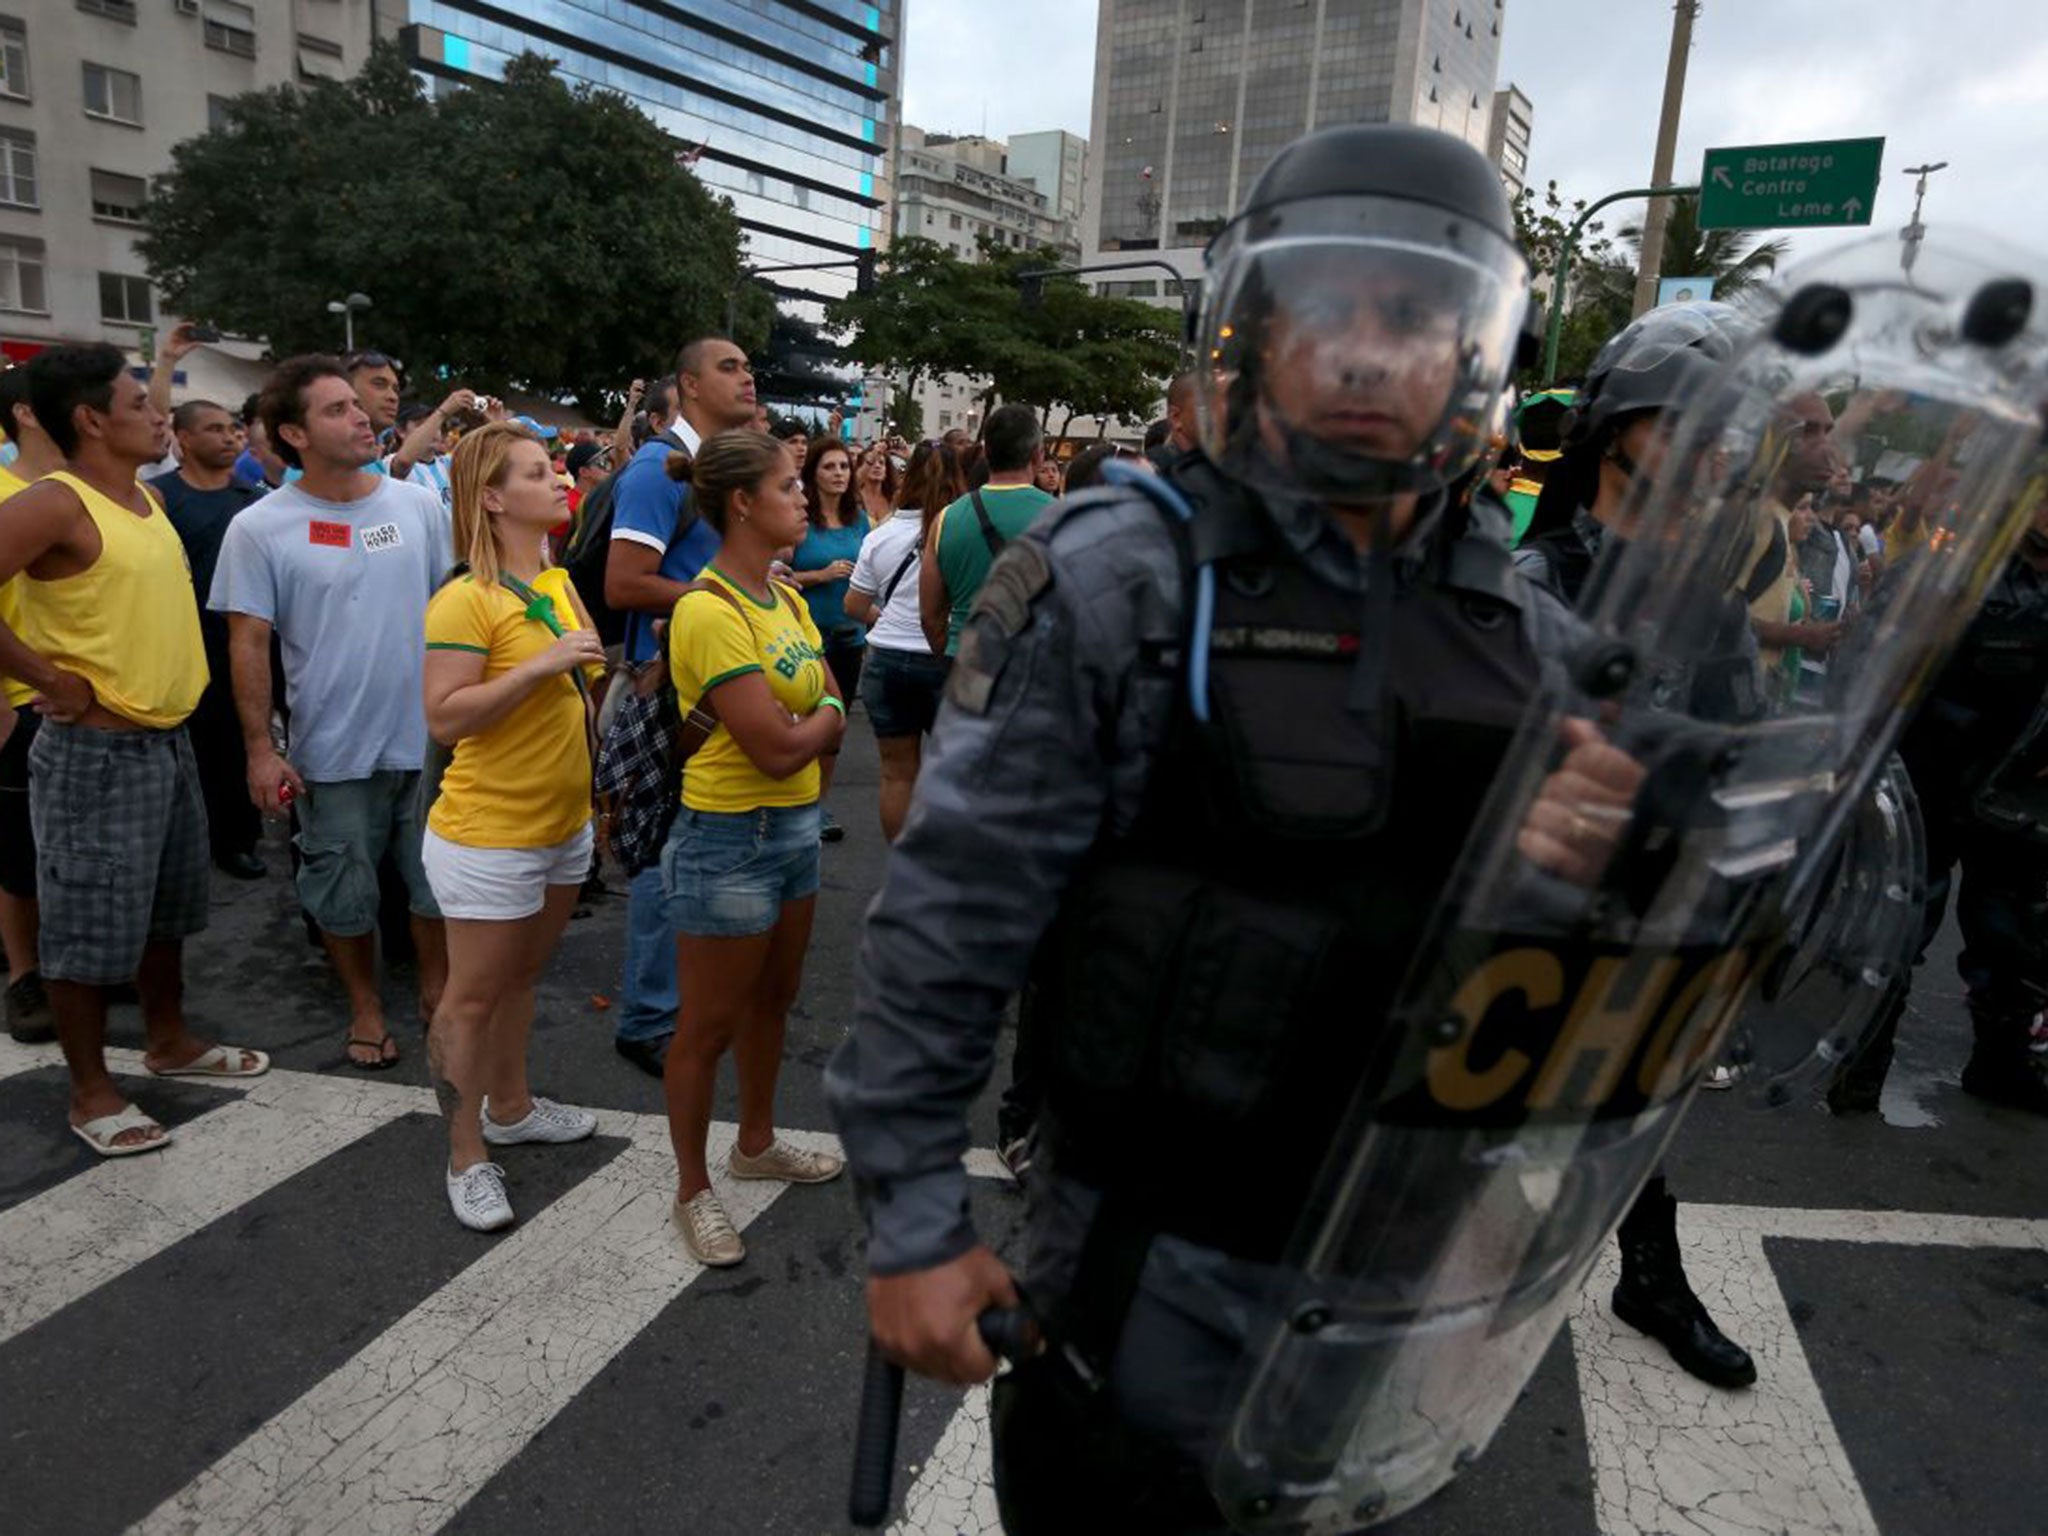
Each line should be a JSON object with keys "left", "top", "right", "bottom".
{"left": 421, "top": 823, "right": 594, "bottom": 921}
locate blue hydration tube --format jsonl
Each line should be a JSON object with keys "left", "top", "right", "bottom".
{"left": 1100, "top": 459, "right": 1216, "bottom": 724}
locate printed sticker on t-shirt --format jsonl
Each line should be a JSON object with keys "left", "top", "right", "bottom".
{"left": 309, "top": 520, "right": 350, "bottom": 548}
{"left": 360, "top": 522, "right": 404, "bottom": 553}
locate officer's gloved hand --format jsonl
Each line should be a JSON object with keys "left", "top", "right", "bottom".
{"left": 869, "top": 1244, "right": 1018, "bottom": 1386}
{"left": 1516, "top": 717, "right": 1646, "bottom": 887}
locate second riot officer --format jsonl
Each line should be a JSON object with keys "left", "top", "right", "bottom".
{"left": 826, "top": 123, "right": 1596, "bottom": 1532}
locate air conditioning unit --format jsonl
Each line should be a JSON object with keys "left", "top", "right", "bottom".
{"left": 174, "top": 0, "right": 200, "bottom": 15}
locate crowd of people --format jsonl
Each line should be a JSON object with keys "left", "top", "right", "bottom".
{"left": 0, "top": 323, "right": 1157, "bottom": 1257}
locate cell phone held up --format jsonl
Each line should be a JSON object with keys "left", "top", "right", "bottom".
{"left": 184, "top": 321, "right": 222, "bottom": 344}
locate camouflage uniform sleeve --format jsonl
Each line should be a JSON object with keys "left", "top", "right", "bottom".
{"left": 824, "top": 491, "right": 1185, "bottom": 1275}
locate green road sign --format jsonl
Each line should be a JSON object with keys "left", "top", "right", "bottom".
{"left": 1697, "top": 137, "right": 1885, "bottom": 230}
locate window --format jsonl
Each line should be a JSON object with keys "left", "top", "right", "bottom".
{"left": 0, "top": 15, "right": 29, "bottom": 101}
{"left": 82, "top": 62, "right": 141, "bottom": 124}
{"left": 98, "top": 271, "right": 152, "bottom": 325}
{"left": 0, "top": 235, "right": 46, "bottom": 312}
{"left": 296, "top": 32, "right": 344, "bottom": 81}
{"left": 207, "top": 93, "right": 233, "bottom": 130}
{"left": 203, "top": 0, "right": 256, "bottom": 59}
{"left": 77, "top": 0, "right": 137, "bottom": 22}
{"left": 90, "top": 168, "right": 146, "bottom": 223}
{"left": 948, "top": 213, "right": 962, "bottom": 229}
{"left": 0, "top": 127, "right": 33, "bottom": 208}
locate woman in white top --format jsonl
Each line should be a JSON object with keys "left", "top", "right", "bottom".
{"left": 844, "top": 440, "right": 965, "bottom": 841}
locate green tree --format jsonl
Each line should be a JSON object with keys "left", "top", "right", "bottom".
{"left": 1618, "top": 195, "right": 1789, "bottom": 299}
{"left": 1513, "top": 180, "right": 1632, "bottom": 385}
{"left": 827, "top": 236, "right": 1177, "bottom": 434}
{"left": 139, "top": 45, "right": 754, "bottom": 417}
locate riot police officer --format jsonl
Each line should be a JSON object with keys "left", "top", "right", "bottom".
{"left": 826, "top": 124, "right": 1588, "bottom": 1531}
{"left": 1830, "top": 488, "right": 2048, "bottom": 1118}
{"left": 1509, "top": 307, "right": 1761, "bottom": 1391}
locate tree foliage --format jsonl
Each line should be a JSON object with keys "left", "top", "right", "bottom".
{"left": 826, "top": 236, "right": 1180, "bottom": 432}
{"left": 1617, "top": 195, "right": 1789, "bottom": 299}
{"left": 1513, "top": 180, "right": 1633, "bottom": 385}
{"left": 139, "top": 45, "right": 755, "bottom": 417}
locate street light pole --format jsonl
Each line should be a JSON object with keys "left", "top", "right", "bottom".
{"left": 326, "top": 292, "right": 372, "bottom": 351}
{"left": 1899, "top": 161, "right": 1948, "bottom": 276}
{"left": 1543, "top": 183, "right": 1699, "bottom": 383}
{"left": 1630, "top": 1, "right": 1702, "bottom": 318}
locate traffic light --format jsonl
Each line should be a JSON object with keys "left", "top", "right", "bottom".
{"left": 855, "top": 250, "right": 876, "bottom": 294}
{"left": 1019, "top": 273, "right": 1044, "bottom": 313}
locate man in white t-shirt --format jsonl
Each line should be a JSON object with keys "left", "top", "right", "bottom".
{"left": 212, "top": 356, "right": 453, "bottom": 1070}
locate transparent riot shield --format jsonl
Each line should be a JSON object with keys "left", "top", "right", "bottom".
{"left": 1210, "top": 230, "right": 2048, "bottom": 1533}
{"left": 1726, "top": 753, "right": 1924, "bottom": 1106}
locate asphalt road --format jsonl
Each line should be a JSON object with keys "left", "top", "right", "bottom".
{"left": 1, "top": 724, "right": 2043, "bottom": 1536}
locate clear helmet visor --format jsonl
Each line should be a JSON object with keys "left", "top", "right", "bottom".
{"left": 1195, "top": 197, "right": 1531, "bottom": 502}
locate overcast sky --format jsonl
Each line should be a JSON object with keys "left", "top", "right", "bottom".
{"left": 901, "top": 0, "right": 2048, "bottom": 271}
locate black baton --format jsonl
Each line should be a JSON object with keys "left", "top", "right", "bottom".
{"left": 848, "top": 1307, "right": 1037, "bottom": 1527}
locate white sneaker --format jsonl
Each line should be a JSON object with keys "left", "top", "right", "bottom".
{"left": 481, "top": 1096, "right": 598, "bottom": 1146}
{"left": 447, "top": 1161, "right": 515, "bottom": 1232}
{"left": 674, "top": 1190, "right": 745, "bottom": 1266}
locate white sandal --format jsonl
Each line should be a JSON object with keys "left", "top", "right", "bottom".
{"left": 146, "top": 1043, "right": 270, "bottom": 1079}
{"left": 71, "top": 1104, "right": 171, "bottom": 1157}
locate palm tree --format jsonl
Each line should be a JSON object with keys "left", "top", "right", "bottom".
{"left": 1619, "top": 194, "right": 1789, "bottom": 298}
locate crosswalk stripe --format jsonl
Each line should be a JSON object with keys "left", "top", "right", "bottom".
{"left": 0, "top": 1052, "right": 418, "bottom": 1349}
{"left": 1571, "top": 1218, "right": 1879, "bottom": 1536}
{"left": 0, "top": 1035, "right": 58, "bottom": 1084}
{"left": 131, "top": 1115, "right": 824, "bottom": 1536}
{"left": 1689, "top": 1202, "right": 2048, "bottom": 1250}
{"left": 891, "top": 1385, "right": 1000, "bottom": 1536}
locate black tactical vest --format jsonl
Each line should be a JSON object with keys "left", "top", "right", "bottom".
{"left": 1905, "top": 553, "right": 2048, "bottom": 807}
{"left": 1031, "top": 467, "right": 1541, "bottom": 1261}
{"left": 1522, "top": 516, "right": 1599, "bottom": 608}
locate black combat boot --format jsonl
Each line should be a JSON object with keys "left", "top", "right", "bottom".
{"left": 1827, "top": 987, "right": 1903, "bottom": 1116}
{"left": 1959, "top": 1010, "right": 2048, "bottom": 1115}
{"left": 1611, "top": 1180, "right": 1757, "bottom": 1389}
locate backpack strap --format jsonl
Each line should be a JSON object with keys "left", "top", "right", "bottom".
{"left": 879, "top": 535, "right": 924, "bottom": 608}
{"left": 970, "top": 487, "right": 1007, "bottom": 558}
{"left": 1741, "top": 514, "right": 1790, "bottom": 605}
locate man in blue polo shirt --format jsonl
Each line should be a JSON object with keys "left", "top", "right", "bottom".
{"left": 603, "top": 336, "right": 758, "bottom": 1075}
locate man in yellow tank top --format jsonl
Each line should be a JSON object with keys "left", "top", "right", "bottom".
{"left": 0, "top": 345, "right": 269, "bottom": 1158}
{"left": 0, "top": 365, "right": 63, "bottom": 1048}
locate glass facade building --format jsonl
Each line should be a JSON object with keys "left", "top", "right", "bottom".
{"left": 377, "top": 0, "right": 901, "bottom": 307}
{"left": 1088, "top": 0, "right": 1502, "bottom": 256}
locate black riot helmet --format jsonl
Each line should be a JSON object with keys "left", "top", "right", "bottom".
{"left": 1527, "top": 301, "right": 1757, "bottom": 541}
{"left": 1561, "top": 301, "right": 1754, "bottom": 460}
{"left": 1195, "top": 124, "right": 1533, "bottom": 506}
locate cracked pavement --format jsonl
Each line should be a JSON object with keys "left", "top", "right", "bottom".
{"left": 0, "top": 730, "right": 2042, "bottom": 1535}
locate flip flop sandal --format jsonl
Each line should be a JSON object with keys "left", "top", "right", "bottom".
{"left": 147, "top": 1043, "right": 271, "bottom": 1079}
{"left": 71, "top": 1104, "right": 171, "bottom": 1158}
{"left": 346, "top": 1034, "right": 401, "bottom": 1072}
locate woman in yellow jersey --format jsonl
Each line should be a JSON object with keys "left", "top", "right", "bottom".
{"left": 661, "top": 429, "right": 847, "bottom": 1267}
{"left": 420, "top": 422, "right": 606, "bottom": 1233}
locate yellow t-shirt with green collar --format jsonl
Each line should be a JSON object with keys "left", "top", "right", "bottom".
{"left": 0, "top": 464, "right": 34, "bottom": 709}
{"left": 423, "top": 565, "right": 596, "bottom": 848}
{"left": 669, "top": 564, "right": 830, "bottom": 813}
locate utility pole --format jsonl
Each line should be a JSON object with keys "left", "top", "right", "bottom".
{"left": 1631, "top": 1, "right": 1702, "bottom": 317}
{"left": 1899, "top": 160, "right": 1948, "bottom": 276}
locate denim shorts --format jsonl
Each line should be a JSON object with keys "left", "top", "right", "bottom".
{"left": 659, "top": 803, "right": 821, "bottom": 938}
{"left": 294, "top": 771, "right": 442, "bottom": 937}
{"left": 860, "top": 645, "right": 951, "bottom": 740}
